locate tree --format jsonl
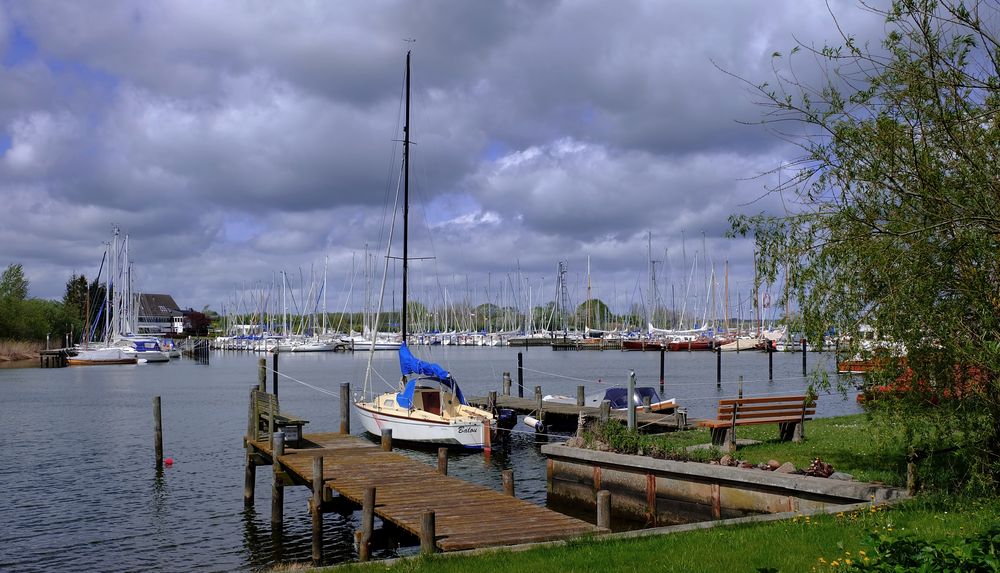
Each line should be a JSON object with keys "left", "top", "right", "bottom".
{"left": 730, "top": 0, "right": 1000, "bottom": 488}
{"left": 575, "top": 298, "right": 612, "bottom": 329}
{"left": 0, "top": 264, "right": 28, "bottom": 302}
{"left": 63, "top": 274, "right": 89, "bottom": 322}
{"left": 184, "top": 311, "right": 211, "bottom": 336}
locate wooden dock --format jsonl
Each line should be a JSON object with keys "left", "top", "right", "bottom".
{"left": 467, "top": 394, "right": 689, "bottom": 432}
{"left": 246, "top": 431, "right": 605, "bottom": 553}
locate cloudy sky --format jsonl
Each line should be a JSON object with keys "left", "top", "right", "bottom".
{"left": 0, "top": 1, "right": 887, "bottom": 322}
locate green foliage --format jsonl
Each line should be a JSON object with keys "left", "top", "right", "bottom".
{"left": 839, "top": 525, "right": 1000, "bottom": 572}
{"left": 0, "top": 263, "right": 80, "bottom": 343}
{"left": 585, "top": 421, "right": 721, "bottom": 463}
{"left": 729, "top": 0, "right": 1000, "bottom": 488}
{"left": 0, "top": 264, "right": 28, "bottom": 301}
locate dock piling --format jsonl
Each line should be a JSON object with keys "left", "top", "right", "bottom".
{"left": 381, "top": 429, "right": 393, "bottom": 451}
{"left": 597, "top": 490, "right": 611, "bottom": 530}
{"left": 360, "top": 486, "right": 376, "bottom": 561}
{"left": 340, "top": 383, "right": 351, "bottom": 434}
{"left": 153, "top": 396, "right": 163, "bottom": 468}
{"left": 768, "top": 342, "right": 774, "bottom": 381}
{"left": 599, "top": 400, "right": 610, "bottom": 423}
{"left": 438, "top": 448, "right": 448, "bottom": 475}
{"left": 576, "top": 385, "right": 585, "bottom": 407}
{"left": 258, "top": 358, "right": 267, "bottom": 391}
{"left": 716, "top": 347, "right": 722, "bottom": 387}
{"left": 502, "top": 469, "right": 514, "bottom": 496}
{"left": 420, "top": 510, "right": 436, "bottom": 555}
{"left": 272, "top": 351, "right": 279, "bottom": 398}
{"left": 802, "top": 338, "right": 808, "bottom": 375}
{"left": 643, "top": 395, "right": 651, "bottom": 413}
{"left": 271, "top": 431, "right": 286, "bottom": 530}
{"left": 517, "top": 352, "right": 524, "bottom": 398}
{"left": 659, "top": 348, "right": 665, "bottom": 393}
{"left": 534, "top": 386, "right": 543, "bottom": 414}
{"left": 627, "top": 370, "right": 637, "bottom": 430}
{"left": 502, "top": 372, "right": 511, "bottom": 396}
{"left": 311, "top": 456, "right": 324, "bottom": 564}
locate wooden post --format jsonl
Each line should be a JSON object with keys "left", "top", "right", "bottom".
{"left": 272, "top": 351, "right": 279, "bottom": 399}
{"left": 597, "top": 490, "right": 611, "bottom": 530}
{"left": 907, "top": 448, "right": 918, "bottom": 495}
{"left": 768, "top": 340, "right": 774, "bottom": 381}
{"left": 739, "top": 375, "right": 744, "bottom": 398}
{"left": 258, "top": 358, "right": 267, "bottom": 392}
{"left": 359, "top": 486, "right": 376, "bottom": 561}
{"left": 801, "top": 338, "right": 807, "bottom": 376}
{"left": 271, "top": 431, "right": 285, "bottom": 530}
{"left": 502, "top": 469, "right": 514, "bottom": 496}
{"left": 627, "top": 370, "right": 636, "bottom": 430}
{"left": 576, "top": 385, "right": 585, "bottom": 407}
{"left": 502, "top": 371, "right": 511, "bottom": 396}
{"left": 381, "top": 428, "right": 392, "bottom": 451}
{"left": 643, "top": 395, "right": 652, "bottom": 413}
{"left": 311, "top": 456, "right": 324, "bottom": 564}
{"left": 340, "top": 383, "right": 351, "bottom": 434}
{"left": 517, "top": 352, "right": 524, "bottom": 398}
{"left": 599, "top": 400, "right": 611, "bottom": 423}
{"left": 153, "top": 396, "right": 163, "bottom": 468}
{"left": 716, "top": 347, "right": 722, "bottom": 387}
{"left": 437, "top": 448, "right": 448, "bottom": 475}
{"left": 659, "top": 347, "right": 665, "bottom": 393}
{"left": 535, "top": 385, "right": 543, "bottom": 414}
{"left": 420, "top": 510, "right": 436, "bottom": 555}
{"left": 244, "top": 452, "right": 257, "bottom": 504}
{"left": 488, "top": 390, "right": 497, "bottom": 412}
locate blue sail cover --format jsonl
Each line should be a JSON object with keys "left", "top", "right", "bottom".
{"left": 396, "top": 344, "right": 467, "bottom": 408}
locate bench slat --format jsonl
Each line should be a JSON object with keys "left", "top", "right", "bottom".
{"left": 717, "top": 395, "right": 807, "bottom": 405}
{"left": 717, "top": 403, "right": 813, "bottom": 414}
{"left": 699, "top": 416, "right": 814, "bottom": 429}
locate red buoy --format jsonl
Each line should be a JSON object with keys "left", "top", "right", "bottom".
{"left": 164, "top": 457, "right": 174, "bottom": 466}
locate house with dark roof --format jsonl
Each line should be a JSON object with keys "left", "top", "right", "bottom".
{"left": 137, "top": 294, "right": 185, "bottom": 334}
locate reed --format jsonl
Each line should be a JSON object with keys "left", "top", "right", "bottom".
{"left": 0, "top": 339, "right": 42, "bottom": 361}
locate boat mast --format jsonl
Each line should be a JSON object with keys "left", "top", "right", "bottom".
{"left": 402, "top": 50, "right": 410, "bottom": 344}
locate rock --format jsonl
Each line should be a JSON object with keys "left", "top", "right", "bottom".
{"left": 775, "top": 462, "right": 797, "bottom": 474}
{"left": 720, "top": 455, "right": 733, "bottom": 466}
{"left": 829, "top": 472, "right": 854, "bottom": 481}
{"left": 767, "top": 459, "right": 781, "bottom": 470}
{"left": 738, "top": 461, "right": 754, "bottom": 469}
{"left": 565, "top": 437, "right": 584, "bottom": 448}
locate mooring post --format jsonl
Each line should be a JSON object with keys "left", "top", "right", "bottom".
{"left": 420, "top": 510, "right": 436, "bottom": 555}
{"left": 517, "top": 352, "right": 524, "bottom": 398}
{"left": 258, "top": 358, "right": 267, "bottom": 392}
{"left": 245, "top": 387, "right": 257, "bottom": 503}
{"left": 596, "top": 490, "right": 611, "bottom": 530}
{"left": 272, "top": 350, "right": 279, "bottom": 399}
{"left": 488, "top": 390, "right": 497, "bottom": 412}
{"left": 502, "top": 469, "right": 514, "bottom": 496}
{"left": 271, "top": 431, "right": 286, "bottom": 530}
{"left": 659, "top": 347, "right": 665, "bottom": 393}
{"left": 381, "top": 429, "right": 393, "bottom": 451}
{"left": 600, "top": 399, "right": 611, "bottom": 423}
{"left": 339, "top": 383, "right": 350, "bottom": 434}
{"left": 802, "top": 338, "right": 807, "bottom": 376}
{"left": 627, "top": 370, "right": 637, "bottom": 430}
{"left": 643, "top": 395, "right": 652, "bottom": 413}
{"left": 311, "top": 456, "right": 324, "bottom": 565}
{"left": 437, "top": 447, "right": 448, "bottom": 475}
{"left": 502, "top": 371, "right": 511, "bottom": 396}
{"left": 768, "top": 341, "right": 774, "bottom": 381}
{"left": 576, "top": 385, "right": 585, "bottom": 407}
{"left": 716, "top": 347, "right": 722, "bottom": 387}
{"left": 535, "top": 385, "right": 543, "bottom": 414}
{"left": 739, "top": 375, "right": 744, "bottom": 399}
{"left": 153, "top": 396, "right": 163, "bottom": 468}
{"left": 359, "top": 486, "right": 376, "bottom": 561}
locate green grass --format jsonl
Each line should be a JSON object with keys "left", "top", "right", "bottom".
{"left": 590, "top": 414, "right": 907, "bottom": 486}
{"left": 316, "top": 496, "right": 999, "bottom": 573}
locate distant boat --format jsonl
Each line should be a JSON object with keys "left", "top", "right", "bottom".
{"left": 67, "top": 346, "right": 138, "bottom": 366}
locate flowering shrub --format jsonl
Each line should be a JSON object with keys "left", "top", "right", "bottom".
{"left": 827, "top": 525, "right": 1000, "bottom": 571}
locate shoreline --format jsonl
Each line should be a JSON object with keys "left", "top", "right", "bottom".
{"left": 0, "top": 340, "right": 43, "bottom": 362}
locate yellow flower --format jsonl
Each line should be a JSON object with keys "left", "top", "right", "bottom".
{"left": 858, "top": 550, "right": 866, "bottom": 556}
{"left": 831, "top": 560, "right": 839, "bottom": 567}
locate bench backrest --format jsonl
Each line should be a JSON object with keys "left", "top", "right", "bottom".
{"left": 715, "top": 394, "right": 815, "bottom": 422}
{"left": 250, "top": 388, "right": 280, "bottom": 441}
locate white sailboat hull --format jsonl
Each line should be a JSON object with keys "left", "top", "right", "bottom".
{"left": 353, "top": 402, "right": 488, "bottom": 449}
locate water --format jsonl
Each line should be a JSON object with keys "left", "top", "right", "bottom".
{"left": 0, "top": 347, "right": 861, "bottom": 572}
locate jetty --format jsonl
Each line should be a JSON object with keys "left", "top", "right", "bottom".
{"left": 467, "top": 393, "right": 688, "bottom": 432}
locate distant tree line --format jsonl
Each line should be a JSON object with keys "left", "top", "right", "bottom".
{"left": 0, "top": 264, "right": 81, "bottom": 344}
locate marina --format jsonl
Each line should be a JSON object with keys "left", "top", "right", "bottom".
{"left": 0, "top": 347, "right": 861, "bottom": 571}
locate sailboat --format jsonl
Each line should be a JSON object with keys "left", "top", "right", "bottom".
{"left": 352, "top": 51, "right": 496, "bottom": 449}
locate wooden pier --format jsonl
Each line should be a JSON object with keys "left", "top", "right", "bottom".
{"left": 468, "top": 393, "right": 688, "bottom": 432}
{"left": 244, "top": 430, "right": 605, "bottom": 556}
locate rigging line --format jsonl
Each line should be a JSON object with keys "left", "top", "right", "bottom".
{"left": 265, "top": 367, "right": 341, "bottom": 399}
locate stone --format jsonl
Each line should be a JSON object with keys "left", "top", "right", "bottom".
{"left": 829, "top": 472, "right": 854, "bottom": 481}
{"left": 738, "top": 461, "right": 754, "bottom": 469}
{"left": 775, "top": 462, "right": 797, "bottom": 474}
{"left": 719, "top": 455, "right": 733, "bottom": 466}
{"left": 767, "top": 459, "right": 781, "bottom": 470}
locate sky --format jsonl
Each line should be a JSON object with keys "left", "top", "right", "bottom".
{"left": 0, "top": 1, "right": 889, "bottom": 323}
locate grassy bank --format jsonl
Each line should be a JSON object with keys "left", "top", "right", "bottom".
{"left": 0, "top": 339, "right": 42, "bottom": 361}
{"left": 319, "top": 495, "right": 998, "bottom": 573}
{"left": 300, "top": 414, "right": 998, "bottom": 572}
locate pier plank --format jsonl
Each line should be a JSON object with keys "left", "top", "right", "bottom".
{"left": 249, "top": 431, "right": 604, "bottom": 552}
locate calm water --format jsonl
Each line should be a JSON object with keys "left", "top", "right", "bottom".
{"left": 0, "top": 347, "right": 860, "bottom": 572}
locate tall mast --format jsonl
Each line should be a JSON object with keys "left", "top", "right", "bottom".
{"left": 402, "top": 50, "right": 410, "bottom": 342}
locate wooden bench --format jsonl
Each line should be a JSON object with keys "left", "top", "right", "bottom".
{"left": 249, "top": 388, "right": 309, "bottom": 448}
{"left": 697, "top": 394, "right": 815, "bottom": 452}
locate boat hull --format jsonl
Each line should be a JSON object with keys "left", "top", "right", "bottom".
{"left": 67, "top": 347, "right": 139, "bottom": 366}
{"left": 353, "top": 402, "right": 488, "bottom": 449}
